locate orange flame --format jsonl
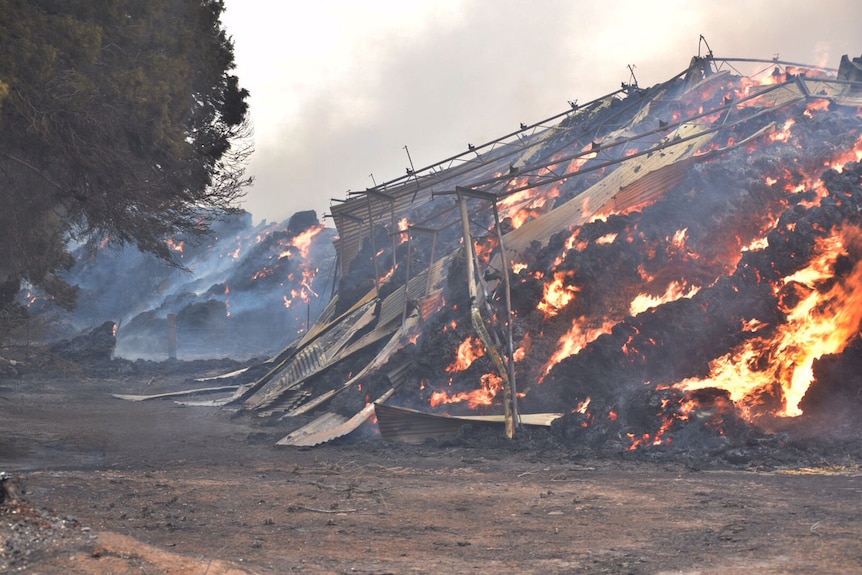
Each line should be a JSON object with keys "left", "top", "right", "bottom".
{"left": 767, "top": 118, "right": 796, "bottom": 144}
{"left": 474, "top": 236, "right": 499, "bottom": 267}
{"left": 166, "top": 238, "right": 184, "bottom": 253}
{"left": 397, "top": 217, "right": 410, "bottom": 245}
{"left": 629, "top": 281, "right": 701, "bottom": 316}
{"left": 430, "top": 373, "right": 503, "bottom": 408}
{"left": 573, "top": 396, "right": 591, "bottom": 414}
{"left": 670, "top": 227, "right": 688, "bottom": 250}
{"left": 551, "top": 229, "right": 587, "bottom": 268}
{"left": 537, "top": 270, "right": 579, "bottom": 318}
{"left": 827, "top": 134, "right": 862, "bottom": 172}
{"left": 595, "top": 232, "right": 617, "bottom": 245}
{"left": 513, "top": 332, "right": 531, "bottom": 363}
{"left": 676, "top": 226, "right": 862, "bottom": 420}
{"left": 446, "top": 336, "right": 486, "bottom": 372}
{"left": 803, "top": 98, "right": 831, "bottom": 117}
{"left": 279, "top": 224, "right": 325, "bottom": 260}
{"left": 499, "top": 183, "right": 562, "bottom": 230}
{"left": 541, "top": 317, "right": 616, "bottom": 378}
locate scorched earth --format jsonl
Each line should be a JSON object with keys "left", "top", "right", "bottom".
{"left": 2, "top": 362, "right": 862, "bottom": 575}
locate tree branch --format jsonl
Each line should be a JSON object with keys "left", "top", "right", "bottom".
{"left": 0, "top": 151, "right": 64, "bottom": 191}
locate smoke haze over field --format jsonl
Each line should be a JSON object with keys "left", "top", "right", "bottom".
{"left": 222, "top": 0, "right": 862, "bottom": 224}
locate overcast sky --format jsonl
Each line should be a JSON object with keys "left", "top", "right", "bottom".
{"left": 221, "top": 0, "right": 862, "bottom": 225}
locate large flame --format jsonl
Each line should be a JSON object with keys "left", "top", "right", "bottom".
{"left": 411, "top": 58, "right": 862, "bottom": 445}
{"left": 676, "top": 226, "right": 862, "bottom": 420}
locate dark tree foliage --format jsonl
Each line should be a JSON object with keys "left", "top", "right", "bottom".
{"left": 0, "top": 0, "right": 252, "bottom": 315}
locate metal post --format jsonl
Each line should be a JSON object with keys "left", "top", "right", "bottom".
{"left": 166, "top": 313, "right": 177, "bottom": 360}
{"left": 457, "top": 193, "right": 515, "bottom": 439}
{"left": 491, "top": 201, "right": 520, "bottom": 429}
{"left": 401, "top": 231, "right": 413, "bottom": 335}
{"left": 427, "top": 230, "right": 438, "bottom": 296}
{"left": 366, "top": 194, "right": 380, "bottom": 295}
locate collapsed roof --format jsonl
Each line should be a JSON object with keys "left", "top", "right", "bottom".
{"left": 200, "top": 51, "right": 862, "bottom": 449}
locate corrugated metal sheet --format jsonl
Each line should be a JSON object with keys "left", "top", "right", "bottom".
{"left": 276, "top": 387, "right": 396, "bottom": 447}
{"left": 377, "top": 252, "right": 456, "bottom": 329}
{"left": 111, "top": 385, "right": 240, "bottom": 402}
{"left": 328, "top": 93, "right": 624, "bottom": 273}
{"left": 276, "top": 412, "right": 348, "bottom": 446}
{"left": 245, "top": 301, "right": 379, "bottom": 410}
{"left": 257, "top": 390, "right": 312, "bottom": 418}
{"left": 502, "top": 122, "right": 719, "bottom": 258}
{"left": 374, "top": 403, "right": 563, "bottom": 444}
{"left": 284, "top": 324, "right": 414, "bottom": 418}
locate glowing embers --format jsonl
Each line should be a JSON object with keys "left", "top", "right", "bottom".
{"left": 266, "top": 224, "right": 326, "bottom": 309}
{"left": 498, "top": 182, "right": 562, "bottom": 230}
{"left": 551, "top": 228, "right": 588, "bottom": 268}
{"left": 827, "top": 133, "right": 862, "bottom": 172}
{"left": 166, "top": 237, "right": 185, "bottom": 254}
{"left": 676, "top": 225, "right": 862, "bottom": 420}
{"left": 282, "top": 268, "right": 319, "bottom": 308}
{"left": 625, "top": 387, "right": 738, "bottom": 451}
{"left": 496, "top": 142, "right": 603, "bottom": 230}
{"left": 396, "top": 217, "right": 410, "bottom": 245}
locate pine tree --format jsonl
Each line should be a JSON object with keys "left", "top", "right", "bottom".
{"left": 0, "top": 0, "right": 252, "bottom": 315}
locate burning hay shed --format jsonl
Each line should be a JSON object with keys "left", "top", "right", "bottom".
{"left": 117, "top": 50, "right": 862, "bottom": 457}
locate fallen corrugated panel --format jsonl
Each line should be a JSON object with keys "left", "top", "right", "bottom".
{"left": 374, "top": 403, "right": 563, "bottom": 445}
{"left": 193, "top": 367, "right": 249, "bottom": 382}
{"left": 257, "top": 390, "right": 312, "bottom": 418}
{"left": 276, "top": 412, "right": 349, "bottom": 446}
{"left": 227, "top": 291, "right": 378, "bottom": 403}
{"left": 243, "top": 300, "right": 380, "bottom": 411}
{"left": 276, "top": 387, "right": 397, "bottom": 447}
{"left": 112, "top": 385, "right": 240, "bottom": 402}
{"left": 377, "top": 269, "right": 430, "bottom": 328}
{"left": 284, "top": 323, "right": 415, "bottom": 418}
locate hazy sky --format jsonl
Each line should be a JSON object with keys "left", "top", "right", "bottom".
{"left": 221, "top": 0, "right": 862, "bottom": 225}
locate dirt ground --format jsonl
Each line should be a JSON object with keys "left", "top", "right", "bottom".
{"left": 2, "top": 363, "right": 862, "bottom": 574}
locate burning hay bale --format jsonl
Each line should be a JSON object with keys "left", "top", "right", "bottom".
{"left": 301, "top": 53, "right": 862, "bottom": 453}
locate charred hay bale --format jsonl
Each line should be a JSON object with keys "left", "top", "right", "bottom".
{"left": 799, "top": 338, "right": 862, "bottom": 425}
{"left": 49, "top": 321, "right": 116, "bottom": 364}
